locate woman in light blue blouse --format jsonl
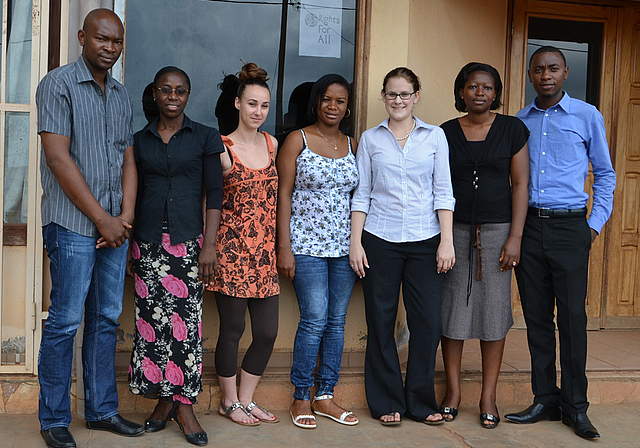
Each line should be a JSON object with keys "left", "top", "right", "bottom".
{"left": 350, "top": 67, "right": 455, "bottom": 426}
{"left": 277, "top": 74, "right": 359, "bottom": 429}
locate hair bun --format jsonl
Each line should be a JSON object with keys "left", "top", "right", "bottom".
{"left": 237, "top": 62, "right": 269, "bottom": 83}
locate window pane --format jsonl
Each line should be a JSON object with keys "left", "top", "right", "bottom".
{"left": 6, "top": 0, "right": 32, "bottom": 104}
{"left": 123, "top": 0, "right": 357, "bottom": 135}
{"left": 4, "top": 112, "right": 29, "bottom": 224}
{"left": 283, "top": 0, "right": 357, "bottom": 135}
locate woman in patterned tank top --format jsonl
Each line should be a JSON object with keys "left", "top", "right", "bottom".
{"left": 206, "top": 63, "right": 280, "bottom": 426}
{"left": 277, "top": 74, "right": 360, "bottom": 429}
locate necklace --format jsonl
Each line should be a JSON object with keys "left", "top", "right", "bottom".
{"left": 315, "top": 124, "right": 342, "bottom": 150}
{"left": 395, "top": 118, "right": 416, "bottom": 141}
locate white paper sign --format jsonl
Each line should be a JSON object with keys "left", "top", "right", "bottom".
{"left": 299, "top": 0, "right": 342, "bottom": 59}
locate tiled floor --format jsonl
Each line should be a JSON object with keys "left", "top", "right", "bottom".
{"left": 3, "top": 403, "right": 640, "bottom": 448}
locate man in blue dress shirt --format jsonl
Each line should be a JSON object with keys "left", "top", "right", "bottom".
{"left": 505, "top": 46, "right": 616, "bottom": 440}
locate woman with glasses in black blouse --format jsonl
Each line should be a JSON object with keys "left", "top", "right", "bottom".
{"left": 128, "top": 66, "right": 224, "bottom": 446}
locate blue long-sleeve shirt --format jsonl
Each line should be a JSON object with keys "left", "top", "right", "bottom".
{"left": 517, "top": 92, "right": 616, "bottom": 233}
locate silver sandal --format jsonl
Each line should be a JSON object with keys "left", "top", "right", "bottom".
{"left": 246, "top": 400, "right": 280, "bottom": 423}
{"left": 220, "top": 401, "right": 260, "bottom": 426}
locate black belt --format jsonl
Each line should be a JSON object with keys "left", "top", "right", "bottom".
{"left": 528, "top": 207, "right": 587, "bottom": 218}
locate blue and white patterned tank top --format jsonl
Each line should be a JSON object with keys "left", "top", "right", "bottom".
{"left": 290, "top": 129, "right": 358, "bottom": 257}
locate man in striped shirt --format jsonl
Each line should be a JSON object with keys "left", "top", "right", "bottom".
{"left": 36, "top": 9, "right": 143, "bottom": 448}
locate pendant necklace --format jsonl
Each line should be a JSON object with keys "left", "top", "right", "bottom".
{"left": 316, "top": 124, "right": 342, "bottom": 150}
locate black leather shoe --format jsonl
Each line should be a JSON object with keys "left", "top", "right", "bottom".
{"left": 86, "top": 414, "right": 144, "bottom": 436}
{"left": 505, "top": 403, "right": 561, "bottom": 424}
{"left": 40, "top": 427, "right": 76, "bottom": 448}
{"left": 562, "top": 412, "right": 600, "bottom": 439}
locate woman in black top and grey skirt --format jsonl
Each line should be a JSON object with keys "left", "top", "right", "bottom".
{"left": 439, "top": 62, "right": 529, "bottom": 429}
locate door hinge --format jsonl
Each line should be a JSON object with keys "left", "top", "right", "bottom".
{"left": 32, "top": 301, "right": 37, "bottom": 331}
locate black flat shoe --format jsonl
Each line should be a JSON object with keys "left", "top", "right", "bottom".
{"left": 480, "top": 407, "right": 500, "bottom": 429}
{"left": 169, "top": 406, "right": 208, "bottom": 446}
{"left": 145, "top": 401, "right": 179, "bottom": 432}
{"left": 40, "top": 427, "right": 76, "bottom": 448}
{"left": 562, "top": 412, "right": 600, "bottom": 439}
{"left": 505, "top": 403, "right": 561, "bottom": 424}
{"left": 86, "top": 414, "right": 144, "bottom": 437}
{"left": 144, "top": 418, "right": 166, "bottom": 433}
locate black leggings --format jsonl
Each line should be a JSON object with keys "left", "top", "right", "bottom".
{"left": 214, "top": 293, "right": 279, "bottom": 378}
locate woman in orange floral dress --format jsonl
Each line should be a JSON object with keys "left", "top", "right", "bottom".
{"left": 206, "top": 63, "right": 280, "bottom": 426}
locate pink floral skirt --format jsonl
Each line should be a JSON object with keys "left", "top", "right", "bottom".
{"left": 129, "top": 231, "right": 204, "bottom": 404}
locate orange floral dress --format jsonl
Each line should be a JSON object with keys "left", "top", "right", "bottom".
{"left": 208, "top": 132, "right": 279, "bottom": 298}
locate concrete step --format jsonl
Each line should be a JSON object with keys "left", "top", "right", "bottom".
{"left": 5, "top": 329, "right": 640, "bottom": 415}
{"left": 3, "top": 368, "right": 639, "bottom": 415}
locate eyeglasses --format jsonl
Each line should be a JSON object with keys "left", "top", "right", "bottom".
{"left": 384, "top": 91, "right": 415, "bottom": 100}
{"left": 156, "top": 86, "right": 190, "bottom": 96}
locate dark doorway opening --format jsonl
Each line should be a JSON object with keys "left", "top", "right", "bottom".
{"left": 526, "top": 17, "right": 603, "bottom": 107}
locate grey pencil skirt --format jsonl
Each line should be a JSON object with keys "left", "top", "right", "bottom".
{"left": 441, "top": 221, "right": 513, "bottom": 341}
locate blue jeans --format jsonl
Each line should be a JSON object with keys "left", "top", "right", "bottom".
{"left": 39, "top": 223, "right": 127, "bottom": 429}
{"left": 290, "top": 255, "right": 356, "bottom": 401}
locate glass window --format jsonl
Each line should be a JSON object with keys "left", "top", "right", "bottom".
{"left": 2, "top": 0, "right": 32, "bottom": 226}
{"left": 3, "top": 112, "right": 29, "bottom": 224}
{"left": 5, "top": 0, "right": 32, "bottom": 104}
{"left": 123, "top": 0, "right": 357, "bottom": 136}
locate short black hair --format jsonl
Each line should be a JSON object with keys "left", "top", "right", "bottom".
{"left": 453, "top": 62, "right": 503, "bottom": 112}
{"left": 529, "top": 45, "right": 567, "bottom": 68}
{"left": 153, "top": 66, "right": 191, "bottom": 91}
{"left": 307, "top": 74, "right": 350, "bottom": 121}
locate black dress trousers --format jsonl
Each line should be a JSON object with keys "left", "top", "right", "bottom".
{"left": 515, "top": 214, "right": 592, "bottom": 414}
{"left": 361, "top": 231, "right": 443, "bottom": 421}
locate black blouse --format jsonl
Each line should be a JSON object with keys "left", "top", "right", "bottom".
{"left": 441, "top": 114, "right": 529, "bottom": 224}
{"left": 134, "top": 116, "right": 224, "bottom": 245}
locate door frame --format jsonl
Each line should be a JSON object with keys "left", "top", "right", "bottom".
{"left": 507, "top": 0, "right": 618, "bottom": 330}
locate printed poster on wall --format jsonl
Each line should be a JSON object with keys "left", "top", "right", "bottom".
{"left": 299, "top": 0, "right": 342, "bottom": 58}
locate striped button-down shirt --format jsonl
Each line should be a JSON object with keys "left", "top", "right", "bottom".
{"left": 37, "top": 56, "right": 134, "bottom": 237}
{"left": 351, "top": 117, "right": 456, "bottom": 243}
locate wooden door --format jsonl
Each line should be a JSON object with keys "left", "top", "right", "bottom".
{"left": 506, "top": 0, "right": 619, "bottom": 329}
{"left": 602, "top": 6, "right": 640, "bottom": 328}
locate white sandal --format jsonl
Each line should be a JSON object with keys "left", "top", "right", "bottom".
{"left": 312, "top": 394, "right": 359, "bottom": 426}
{"left": 290, "top": 410, "right": 316, "bottom": 429}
